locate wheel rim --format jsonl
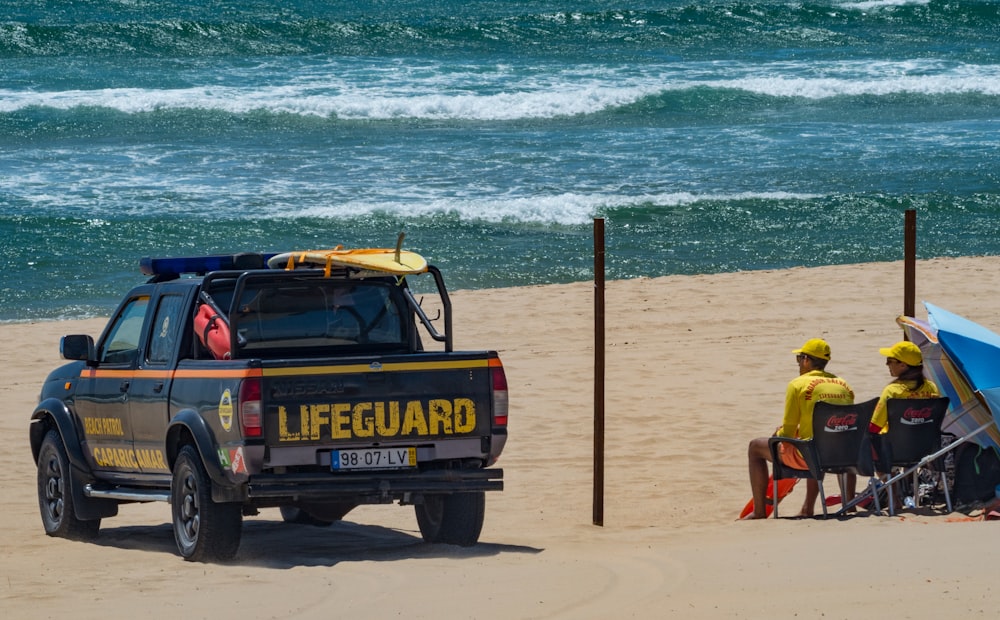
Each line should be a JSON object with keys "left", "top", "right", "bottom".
{"left": 43, "top": 453, "right": 66, "bottom": 523}
{"left": 176, "top": 469, "right": 200, "bottom": 546}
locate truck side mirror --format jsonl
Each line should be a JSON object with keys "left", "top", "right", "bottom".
{"left": 61, "top": 334, "right": 96, "bottom": 363}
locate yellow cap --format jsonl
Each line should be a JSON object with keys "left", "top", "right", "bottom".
{"left": 793, "top": 338, "right": 831, "bottom": 361}
{"left": 879, "top": 341, "right": 922, "bottom": 367}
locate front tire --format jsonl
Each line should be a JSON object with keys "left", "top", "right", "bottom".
{"left": 415, "top": 492, "right": 485, "bottom": 546}
{"left": 171, "top": 445, "right": 242, "bottom": 562}
{"left": 36, "top": 429, "right": 100, "bottom": 540}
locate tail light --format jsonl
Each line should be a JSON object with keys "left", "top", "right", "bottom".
{"left": 239, "top": 377, "right": 262, "bottom": 438}
{"left": 491, "top": 361, "right": 508, "bottom": 427}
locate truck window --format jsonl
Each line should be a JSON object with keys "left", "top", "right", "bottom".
{"left": 147, "top": 294, "right": 185, "bottom": 365}
{"left": 100, "top": 296, "right": 150, "bottom": 365}
{"left": 233, "top": 281, "right": 405, "bottom": 355}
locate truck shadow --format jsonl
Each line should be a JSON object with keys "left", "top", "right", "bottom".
{"left": 92, "top": 519, "right": 543, "bottom": 567}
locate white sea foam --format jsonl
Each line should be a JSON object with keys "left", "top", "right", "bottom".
{"left": 286, "top": 191, "right": 818, "bottom": 226}
{"left": 0, "top": 82, "right": 657, "bottom": 120}
{"left": 722, "top": 68, "right": 1000, "bottom": 99}
{"left": 2, "top": 59, "right": 997, "bottom": 120}
{"left": 5, "top": 137, "right": 820, "bottom": 225}
{"left": 836, "top": 0, "right": 930, "bottom": 11}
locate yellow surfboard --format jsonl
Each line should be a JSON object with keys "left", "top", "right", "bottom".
{"left": 267, "top": 247, "right": 429, "bottom": 276}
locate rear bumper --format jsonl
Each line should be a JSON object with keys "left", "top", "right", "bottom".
{"left": 245, "top": 467, "right": 503, "bottom": 502}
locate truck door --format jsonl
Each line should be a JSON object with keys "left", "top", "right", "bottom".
{"left": 76, "top": 294, "right": 150, "bottom": 473}
{"left": 127, "top": 290, "right": 188, "bottom": 476}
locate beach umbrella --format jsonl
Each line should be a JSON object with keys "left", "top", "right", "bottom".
{"left": 926, "top": 302, "right": 1000, "bottom": 393}
{"left": 897, "top": 316, "right": 998, "bottom": 450}
{"left": 839, "top": 306, "right": 1000, "bottom": 513}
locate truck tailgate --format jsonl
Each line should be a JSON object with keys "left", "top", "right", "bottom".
{"left": 260, "top": 352, "right": 500, "bottom": 467}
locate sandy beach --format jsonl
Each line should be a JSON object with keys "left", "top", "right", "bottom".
{"left": 4, "top": 256, "right": 1000, "bottom": 619}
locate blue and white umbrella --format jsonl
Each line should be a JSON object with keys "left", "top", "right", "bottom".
{"left": 923, "top": 302, "right": 1000, "bottom": 450}
{"left": 899, "top": 308, "right": 1000, "bottom": 450}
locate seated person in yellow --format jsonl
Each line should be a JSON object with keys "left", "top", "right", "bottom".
{"left": 745, "top": 338, "right": 855, "bottom": 519}
{"left": 845, "top": 340, "right": 941, "bottom": 502}
{"left": 870, "top": 340, "right": 941, "bottom": 433}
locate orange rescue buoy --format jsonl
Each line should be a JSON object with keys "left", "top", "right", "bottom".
{"left": 194, "top": 303, "right": 231, "bottom": 360}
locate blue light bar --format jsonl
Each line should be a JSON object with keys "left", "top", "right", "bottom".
{"left": 140, "top": 253, "right": 277, "bottom": 276}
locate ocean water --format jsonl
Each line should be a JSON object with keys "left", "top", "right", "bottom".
{"left": 2, "top": 0, "right": 999, "bottom": 321}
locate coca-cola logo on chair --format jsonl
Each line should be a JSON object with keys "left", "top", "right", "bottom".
{"left": 900, "top": 406, "right": 932, "bottom": 426}
{"left": 824, "top": 413, "right": 858, "bottom": 432}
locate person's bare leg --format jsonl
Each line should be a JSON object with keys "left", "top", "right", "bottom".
{"left": 745, "top": 437, "right": 772, "bottom": 519}
{"left": 799, "top": 479, "right": 819, "bottom": 517}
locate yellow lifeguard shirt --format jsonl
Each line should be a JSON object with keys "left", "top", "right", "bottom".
{"left": 777, "top": 370, "right": 855, "bottom": 440}
{"left": 870, "top": 379, "right": 941, "bottom": 433}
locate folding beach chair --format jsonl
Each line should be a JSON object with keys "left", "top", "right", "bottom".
{"left": 768, "top": 398, "right": 880, "bottom": 518}
{"left": 875, "top": 397, "right": 952, "bottom": 516}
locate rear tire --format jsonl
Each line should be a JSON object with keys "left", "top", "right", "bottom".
{"left": 36, "top": 430, "right": 101, "bottom": 540}
{"left": 415, "top": 492, "right": 485, "bottom": 546}
{"left": 171, "top": 445, "right": 242, "bottom": 562}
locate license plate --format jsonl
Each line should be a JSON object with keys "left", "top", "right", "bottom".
{"left": 331, "top": 447, "right": 416, "bottom": 471}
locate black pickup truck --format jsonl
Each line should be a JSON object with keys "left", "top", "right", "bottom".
{"left": 30, "top": 252, "right": 507, "bottom": 561}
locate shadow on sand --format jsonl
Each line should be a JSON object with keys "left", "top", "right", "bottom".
{"left": 91, "top": 517, "right": 542, "bottom": 567}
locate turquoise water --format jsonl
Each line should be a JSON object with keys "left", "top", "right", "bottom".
{"left": 3, "top": 1, "right": 1000, "bottom": 321}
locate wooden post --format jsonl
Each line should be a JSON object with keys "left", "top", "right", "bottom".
{"left": 593, "top": 218, "right": 606, "bottom": 527}
{"left": 904, "top": 209, "right": 916, "bottom": 318}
